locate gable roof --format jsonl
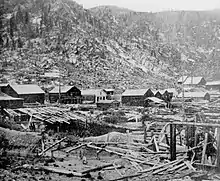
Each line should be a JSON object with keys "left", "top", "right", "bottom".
{"left": 206, "top": 80, "right": 220, "bottom": 86}
{"left": 0, "top": 92, "right": 23, "bottom": 101}
{"left": 183, "top": 77, "right": 205, "bottom": 85}
{"left": 178, "top": 92, "right": 209, "bottom": 98}
{"left": 122, "top": 89, "right": 149, "bottom": 96}
{"left": 104, "top": 89, "right": 115, "bottom": 92}
{"left": 50, "top": 86, "right": 76, "bottom": 94}
{"left": 178, "top": 76, "right": 188, "bottom": 83}
{"left": 0, "top": 83, "right": 9, "bottom": 88}
{"left": 81, "top": 89, "right": 107, "bottom": 96}
{"left": 10, "top": 84, "right": 45, "bottom": 95}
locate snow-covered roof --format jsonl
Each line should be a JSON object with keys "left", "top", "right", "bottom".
{"left": 10, "top": 84, "right": 45, "bottom": 95}
{"left": 122, "top": 89, "right": 149, "bottom": 96}
{"left": 183, "top": 77, "right": 205, "bottom": 85}
{"left": 40, "top": 72, "right": 60, "bottom": 78}
{"left": 104, "top": 89, "right": 115, "bottom": 92}
{"left": 81, "top": 89, "right": 107, "bottom": 96}
{"left": 97, "top": 100, "right": 119, "bottom": 104}
{"left": 206, "top": 80, "right": 220, "bottom": 86}
{"left": 178, "top": 76, "right": 188, "bottom": 83}
{"left": 0, "top": 83, "right": 9, "bottom": 87}
{"left": 0, "top": 92, "right": 23, "bottom": 100}
{"left": 145, "top": 97, "right": 164, "bottom": 103}
{"left": 50, "top": 86, "right": 75, "bottom": 94}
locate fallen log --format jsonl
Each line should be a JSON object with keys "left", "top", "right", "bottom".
{"left": 81, "top": 163, "right": 113, "bottom": 174}
{"left": 66, "top": 144, "right": 87, "bottom": 153}
{"left": 12, "top": 164, "right": 85, "bottom": 177}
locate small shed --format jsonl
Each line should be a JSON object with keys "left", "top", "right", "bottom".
{"left": 104, "top": 88, "right": 115, "bottom": 100}
{"left": 206, "top": 81, "right": 220, "bottom": 91}
{"left": 0, "top": 92, "right": 24, "bottom": 109}
{"left": 96, "top": 100, "right": 120, "bottom": 111}
{"left": 81, "top": 89, "right": 107, "bottom": 103}
{"left": 177, "top": 92, "right": 210, "bottom": 101}
{"left": 121, "top": 89, "right": 154, "bottom": 106}
{"left": 2, "top": 84, "right": 45, "bottom": 104}
{"left": 49, "top": 86, "right": 82, "bottom": 104}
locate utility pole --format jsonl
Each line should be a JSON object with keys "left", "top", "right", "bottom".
{"left": 58, "top": 68, "right": 61, "bottom": 104}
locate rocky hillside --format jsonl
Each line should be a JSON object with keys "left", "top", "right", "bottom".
{"left": 1, "top": 0, "right": 220, "bottom": 90}
{"left": 91, "top": 6, "right": 220, "bottom": 80}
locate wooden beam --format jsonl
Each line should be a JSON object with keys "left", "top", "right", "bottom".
{"left": 216, "top": 128, "right": 220, "bottom": 172}
{"left": 39, "top": 137, "right": 67, "bottom": 156}
{"left": 172, "top": 122, "right": 220, "bottom": 128}
{"left": 170, "top": 124, "right": 176, "bottom": 161}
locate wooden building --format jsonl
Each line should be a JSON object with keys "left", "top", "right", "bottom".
{"left": 2, "top": 84, "right": 45, "bottom": 104}
{"left": 81, "top": 89, "right": 107, "bottom": 103}
{"left": 121, "top": 89, "right": 154, "bottom": 106}
{"left": 177, "top": 92, "right": 210, "bottom": 101}
{"left": 49, "top": 86, "right": 82, "bottom": 104}
{"left": 183, "top": 77, "right": 206, "bottom": 87}
{"left": 0, "top": 92, "right": 24, "bottom": 109}
{"left": 96, "top": 100, "right": 120, "bottom": 111}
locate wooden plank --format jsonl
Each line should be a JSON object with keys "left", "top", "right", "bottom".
{"left": 139, "top": 159, "right": 181, "bottom": 174}
{"left": 39, "top": 137, "right": 67, "bottom": 156}
{"left": 153, "top": 136, "right": 159, "bottom": 152}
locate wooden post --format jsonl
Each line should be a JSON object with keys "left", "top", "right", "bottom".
{"left": 216, "top": 128, "right": 220, "bottom": 172}
{"left": 170, "top": 124, "right": 176, "bottom": 161}
{"left": 144, "top": 126, "right": 147, "bottom": 144}
{"left": 201, "top": 133, "right": 208, "bottom": 164}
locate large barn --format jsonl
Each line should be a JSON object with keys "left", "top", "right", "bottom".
{"left": 49, "top": 86, "right": 82, "bottom": 104}
{"left": 121, "top": 89, "right": 154, "bottom": 106}
{"left": 2, "top": 84, "right": 45, "bottom": 104}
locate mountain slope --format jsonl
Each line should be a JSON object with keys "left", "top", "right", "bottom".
{"left": 0, "top": 0, "right": 179, "bottom": 90}
{"left": 3, "top": 1, "right": 220, "bottom": 91}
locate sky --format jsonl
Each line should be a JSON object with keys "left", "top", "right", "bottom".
{"left": 74, "top": 0, "right": 220, "bottom": 12}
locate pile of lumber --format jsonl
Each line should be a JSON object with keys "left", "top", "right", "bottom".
{"left": 35, "top": 137, "right": 196, "bottom": 181}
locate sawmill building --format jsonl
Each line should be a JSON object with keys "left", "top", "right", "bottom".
{"left": 121, "top": 89, "right": 154, "bottom": 106}
{"left": 49, "top": 86, "right": 82, "bottom": 104}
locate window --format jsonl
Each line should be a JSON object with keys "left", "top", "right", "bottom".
{"left": 100, "top": 97, "right": 102, "bottom": 100}
{"left": 103, "top": 97, "right": 105, "bottom": 100}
